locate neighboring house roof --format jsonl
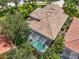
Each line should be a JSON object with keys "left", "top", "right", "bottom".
{"left": 64, "top": 17, "right": 79, "bottom": 54}
{"left": 29, "top": 4, "right": 68, "bottom": 40}
{"left": 0, "top": 34, "right": 15, "bottom": 54}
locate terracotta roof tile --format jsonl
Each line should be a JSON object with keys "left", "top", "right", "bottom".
{"left": 0, "top": 35, "right": 15, "bottom": 54}
{"left": 29, "top": 4, "right": 68, "bottom": 40}
{"left": 30, "top": 8, "right": 42, "bottom": 20}
{"left": 65, "top": 39, "right": 79, "bottom": 54}
{"left": 64, "top": 17, "right": 79, "bottom": 53}
{"left": 43, "top": 4, "right": 64, "bottom": 13}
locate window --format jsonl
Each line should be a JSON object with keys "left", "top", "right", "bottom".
{"left": 45, "top": 39, "right": 52, "bottom": 46}
{"left": 38, "top": 36, "right": 47, "bottom": 45}
{"left": 63, "top": 48, "right": 71, "bottom": 59}
{"left": 69, "top": 52, "right": 78, "bottom": 59}
{"left": 28, "top": 32, "right": 40, "bottom": 42}
{"left": 31, "top": 32, "right": 39, "bottom": 40}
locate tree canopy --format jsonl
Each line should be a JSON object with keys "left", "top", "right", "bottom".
{"left": 0, "top": 0, "right": 74, "bottom": 59}
{"left": 64, "top": 0, "right": 79, "bottom": 17}
{"left": 0, "top": 12, "right": 30, "bottom": 45}
{"left": 7, "top": 42, "right": 33, "bottom": 59}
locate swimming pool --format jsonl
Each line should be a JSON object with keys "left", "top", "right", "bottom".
{"left": 32, "top": 39, "right": 46, "bottom": 52}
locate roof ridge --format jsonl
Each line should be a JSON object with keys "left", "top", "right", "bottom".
{"left": 39, "top": 8, "right": 53, "bottom": 39}
{"left": 29, "top": 4, "right": 68, "bottom": 40}
{"left": 45, "top": 11, "right": 53, "bottom": 39}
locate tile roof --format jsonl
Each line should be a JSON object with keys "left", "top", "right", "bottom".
{"left": 64, "top": 17, "right": 79, "bottom": 54}
{"left": 0, "top": 35, "right": 15, "bottom": 54}
{"left": 29, "top": 4, "right": 68, "bottom": 40}
{"left": 30, "top": 8, "right": 42, "bottom": 20}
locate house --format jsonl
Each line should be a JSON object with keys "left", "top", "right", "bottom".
{"left": 0, "top": 25, "right": 15, "bottom": 54}
{"left": 63, "top": 17, "right": 79, "bottom": 59}
{"left": 28, "top": 4, "right": 68, "bottom": 53}
{"left": 0, "top": 34, "right": 15, "bottom": 54}
{"left": 8, "top": 0, "right": 24, "bottom": 6}
{"left": 53, "top": 0, "right": 65, "bottom": 7}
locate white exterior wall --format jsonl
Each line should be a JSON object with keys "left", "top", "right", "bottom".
{"left": 8, "top": 2, "right": 15, "bottom": 6}
{"left": 53, "top": 0, "right": 64, "bottom": 7}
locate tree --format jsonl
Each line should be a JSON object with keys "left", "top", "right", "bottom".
{"left": 0, "top": 0, "right": 9, "bottom": 9}
{"left": 0, "top": 0, "right": 19, "bottom": 10}
{"left": 38, "top": 17, "right": 72, "bottom": 59}
{"left": 64, "top": 0, "right": 77, "bottom": 16}
{"left": 7, "top": 43, "right": 33, "bottom": 59}
{"left": 38, "top": 34, "right": 64, "bottom": 59}
{"left": 17, "top": 3, "right": 33, "bottom": 18}
{"left": 10, "top": 0, "right": 19, "bottom": 6}
{"left": 0, "top": 10, "right": 34, "bottom": 59}
{"left": 64, "top": 0, "right": 79, "bottom": 18}
{"left": 44, "top": 0, "right": 60, "bottom": 4}
{"left": 38, "top": 46, "right": 61, "bottom": 59}
{"left": 0, "top": 12, "right": 30, "bottom": 46}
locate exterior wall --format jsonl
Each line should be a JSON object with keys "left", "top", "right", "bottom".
{"left": 63, "top": 48, "right": 71, "bottom": 59}
{"left": 52, "top": 0, "right": 64, "bottom": 7}
{"left": 62, "top": 47, "right": 79, "bottom": 59}
{"left": 69, "top": 51, "right": 78, "bottom": 59}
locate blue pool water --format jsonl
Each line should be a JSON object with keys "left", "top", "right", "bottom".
{"left": 32, "top": 39, "right": 45, "bottom": 52}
